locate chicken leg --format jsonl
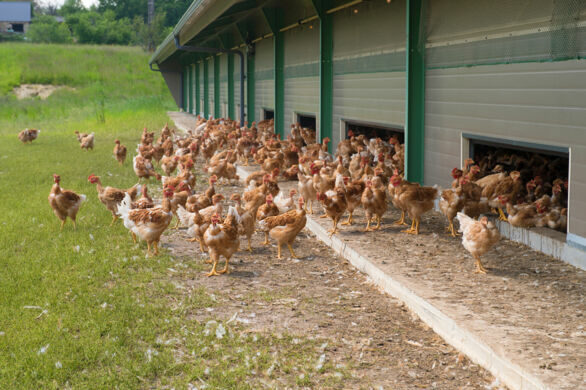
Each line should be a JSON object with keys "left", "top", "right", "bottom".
{"left": 363, "top": 217, "right": 372, "bottom": 232}
{"left": 131, "top": 232, "right": 137, "bottom": 243}
{"left": 394, "top": 211, "right": 408, "bottom": 226}
{"left": 153, "top": 241, "right": 160, "bottom": 255}
{"left": 341, "top": 212, "right": 354, "bottom": 226}
{"left": 72, "top": 220, "right": 77, "bottom": 230}
{"left": 218, "top": 255, "right": 231, "bottom": 274}
{"left": 287, "top": 243, "right": 298, "bottom": 259}
{"left": 328, "top": 217, "right": 339, "bottom": 237}
{"left": 401, "top": 218, "right": 420, "bottom": 234}
{"left": 207, "top": 259, "right": 220, "bottom": 277}
{"left": 497, "top": 207, "right": 508, "bottom": 222}
{"left": 247, "top": 238, "right": 253, "bottom": 252}
{"left": 146, "top": 241, "right": 152, "bottom": 256}
{"left": 262, "top": 232, "right": 270, "bottom": 245}
{"left": 474, "top": 254, "right": 488, "bottom": 274}
{"left": 277, "top": 243, "right": 282, "bottom": 259}
{"left": 110, "top": 215, "right": 118, "bottom": 226}
{"left": 60, "top": 220, "right": 66, "bottom": 231}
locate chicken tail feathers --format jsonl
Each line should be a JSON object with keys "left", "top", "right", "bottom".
{"left": 456, "top": 212, "right": 473, "bottom": 233}
{"left": 176, "top": 205, "right": 194, "bottom": 227}
{"left": 117, "top": 193, "right": 132, "bottom": 219}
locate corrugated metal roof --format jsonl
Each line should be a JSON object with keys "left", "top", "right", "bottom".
{"left": 0, "top": 1, "right": 31, "bottom": 22}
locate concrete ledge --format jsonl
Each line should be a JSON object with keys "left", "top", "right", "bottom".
{"left": 305, "top": 218, "right": 548, "bottom": 390}
{"left": 236, "top": 163, "right": 546, "bottom": 390}
{"left": 495, "top": 221, "right": 586, "bottom": 271}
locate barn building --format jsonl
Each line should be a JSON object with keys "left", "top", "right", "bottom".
{"left": 0, "top": 1, "right": 31, "bottom": 33}
{"left": 150, "top": 0, "right": 586, "bottom": 258}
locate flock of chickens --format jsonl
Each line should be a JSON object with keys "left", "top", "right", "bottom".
{"left": 36, "top": 114, "right": 568, "bottom": 275}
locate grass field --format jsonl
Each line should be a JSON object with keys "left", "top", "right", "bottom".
{"left": 0, "top": 44, "right": 328, "bottom": 388}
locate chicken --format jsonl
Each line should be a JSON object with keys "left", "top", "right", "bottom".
{"left": 388, "top": 172, "right": 419, "bottom": 226}
{"left": 230, "top": 194, "right": 256, "bottom": 252}
{"left": 18, "top": 128, "right": 40, "bottom": 144}
{"left": 206, "top": 151, "right": 239, "bottom": 183}
{"left": 170, "top": 182, "right": 191, "bottom": 228}
{"left": 74, "top": 131, "right": 88, "bottom": 143}
{"left": 538, "top": 207, "right": 567, "bottom": 232}
{"left": 199, "top": 194, "right": 225, "bottom": 222}
{"left": 117, "top": 188, "right": 174, "bottom": 256}
{"left": 503, "top": 197, "right": 540, "bottom": 228}
{"left": 340, "top": 176, "right": 365, "bottom": 225}
{"left": 398, "top": 184, "right": 438, "bottom": 235}
{"left": 487, "top": 171, "right": 522, "bottom": 221}
{"left": 360, "top": 177, "right": 387, "bottom": 231}
{"left": 80, "top": 132, "right": 95, "bottom": 151}
{"left": 297, "top": 170, "right": 317, "bottom": 214}
{"left": 131, "top": 185, "right": 154, "bottom": 209}
{"left": 176, "top": 205, "right": 209, "bottom": 252}
{"left": 203, "top": 207, "right": 241, "bottom": 276}
{"left": 256, "top": 194, "right": 281, "bottom": 245}
{"left": 456, "top": 212, "right": 500, "bottom": 274}
{"left": 88, "top": 174, "right": 140, "bottom": 225}
{"left": 160, "top": 155, "right": 180, "bottom": 176}
{"left": 273, "top": 189, "right": 298, "bottom": 213}
{"left": 317, "top": 187, "right": 347, "bottom": 237}
{"left": 113, "top": 139, "right": 127, "bottom": 165}
{"left": 282, "top": 164, "right": 299, "bottom": 181}
{"left": 133, "top": 155, "right": 161, "bottom": 181}
{"left": 439, "top": 187, "right": 464, "bottom": 237}
{"left": 257, "top": 197, "right": 307, "bottom": 259}
{"left": 243, "top": 175, "right": 280, "bottom": 211}
{"left": 48, "top": 174, "right": 86, "bottom": 230}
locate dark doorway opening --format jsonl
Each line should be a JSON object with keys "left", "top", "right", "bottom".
{"left": 345, "top": 120, "right": 403, "bottom": 143}
{"left": 297, "top": 113, "right": 316, "bottom": 131}
{"left": 263, "top": 109, "right": 274, "bottom": 120}
{"left": 12, "top": 24, "right": 24, "bottom": 33}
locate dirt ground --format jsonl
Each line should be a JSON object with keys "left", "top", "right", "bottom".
{"left": 13, "top": 84, "right": 71, "bottom": 99}
{"left": 160, "top": 180, "right": 502, "bottom": 389}
{"left": 263, "top": 174, "right": 586, "bottom": 390}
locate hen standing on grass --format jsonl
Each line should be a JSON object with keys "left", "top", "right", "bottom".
{"left": 117, "top": 188, "right": 175, "bottom": 256}
{"left": 18, "top": 128, "right": 40, "bottom": 144}
{"left": 88, "top": 174, "right": 140, "bottom": 225}
{"left": 113, "top": 139, "right": 127, "bottom": 165}
{"left": 48, "top": 174, "right": 86, "bottom": 230}
{"left": 456, "top": 212, "right": 500, "bottom": 274}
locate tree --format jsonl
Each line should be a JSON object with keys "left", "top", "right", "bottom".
{"left": 26, "top": 15, "right": 73, "bottom": 43}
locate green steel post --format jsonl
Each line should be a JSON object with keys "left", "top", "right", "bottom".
{"left": 405, "top": 0, "right": 425, "bottom": 184}
{"left": 214, "top": 55, "right": 220, "bottom": 118}
{"left": 312, "top": 0, "right": 333, "bottom": 153}
{"left": 188, "top": 65, "right": 193, "bottom": 114}
{"left": 228, "top": 53, "right": 235, "bottom": 120}
{"left": 262, "top": 8, "right": 284, "bottom": 138}
{"left": 195, "top": 62, "right": 200, "bottom": 115}
{"left": 274, "top": 32, "right": 284, "bottom": 138}
{"left": 203, "top": 60, "right": 209, "bottom": 118}
{"left": 182, "top": 67, "right": 187, "bottom": 111}
{"left": 247, "top": 51, "right": 255, "bottom": 123}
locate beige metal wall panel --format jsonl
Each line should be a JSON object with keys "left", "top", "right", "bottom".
{"left": 284, "top": 77, "right": 319, "bottom": 133}
{"left": 332, "top": 72, "right": 406, "bottom": 150}
{"left": 283, "top": 22, "right": 319, "bottom": 137}
{"left": 234, "top": 52, "right": 245, "bottom": 122}
{"left": 332, "top": 0, "right": 405, "bottom": 58}
{"left": 424, "top": 60, "right": 586, "bottom": 239}
{"left": 255, "top": 38, "right": 275, "bottom": 120}
{"left": 330, "top": 0, "right": 406, "bottom": 149}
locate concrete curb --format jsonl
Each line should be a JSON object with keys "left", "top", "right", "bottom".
{"left": 305, "top": 218, "right": 547, "bottom": 390}
{"left": 235, "top": 163, "right": 547, "bottom": 390}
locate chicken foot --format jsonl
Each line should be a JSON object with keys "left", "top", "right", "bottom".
{"left": 247, "top": 238, "right": 253, "bottom": 252}
{"left": 341, "top": 212, "right": 354, "bottom": 226}
{"left": 394, "top": 211, "right": 408, "bottom": 226}
{"left": 473, "top": 254, "right": 488, "bottom": 274}
{"left": 262, "top": 232, "right": 270, "bottom": 245}
{"left": 218, "top": 255, "right": 231, "bottom": 274}
{"left": 131, "top": 232, "right": 137, "bottom": 243}
{"left": 328, "top": 217, "right": 340, "bottom": 237}
{"left": 206, "top": 258, "right": 220, "bottom": 277}
{"left": 401, "top": 218, "right": 420, "bottom": 234}
{"left": 497, "top": 207, "right": 508, "bottom": 222}
{"left": 287, "top": 243, "right": 298, "bottom": 259}
{"left": 446, "top": 221, "right": 460, "bottom": 237}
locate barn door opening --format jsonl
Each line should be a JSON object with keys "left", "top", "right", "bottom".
{"left": 296, "top": 113, "right": 316, "bottom": 131}
{"left": 263, "top": 108, "right": 274, "bottom": 120}
{"left": 344, "top": 120, "right": 403, "bottom": 143}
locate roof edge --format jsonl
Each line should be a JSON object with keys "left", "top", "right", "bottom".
{"left": 150, "top": 0, "right": 239, "bottom": 65}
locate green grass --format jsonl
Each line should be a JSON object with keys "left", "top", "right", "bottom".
{"left": 0, "top": 43, "right": 335, "bottom": 388}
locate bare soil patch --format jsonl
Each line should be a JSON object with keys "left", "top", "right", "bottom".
{"left": 159, "top": 179, "right": 502, "bottom": 389}
{"left": 13, "top": 84, "right": 72, "bottom": 100}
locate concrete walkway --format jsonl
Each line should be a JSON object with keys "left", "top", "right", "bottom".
{"left": 169, "top": 112, "right": 586, "bottom": 390}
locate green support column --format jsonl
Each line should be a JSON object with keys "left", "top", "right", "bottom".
{"left": 228, "top": 53, "right": 235, "bottom": 120}
{"left": 188, "top": 64, "right": 194, "bottom": 114}
{"left": 214, "top": 55, "right": 220, "bottom": 118}
{"left": 312, "top": 0, "right": 333, "bottom": 153}
{"left": 405, "top": 0, "right": 426, "bottom": 184}
{"left": 262, "top": 8, "right": 284, "bottom": 138}
{"left": 247, "top": 50, "right": 255, "bottom": 123}
{"left": 182, "top": 66, "right": 188, "bottom": 111}
{"left": 203, "top": 60, "right": 209, "bottom": 118}
{"left": 195, "top": 62, "right": 200, "bottom": 115}
{"left": 274, "top": 32, "right": 284, "bottom": 138}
